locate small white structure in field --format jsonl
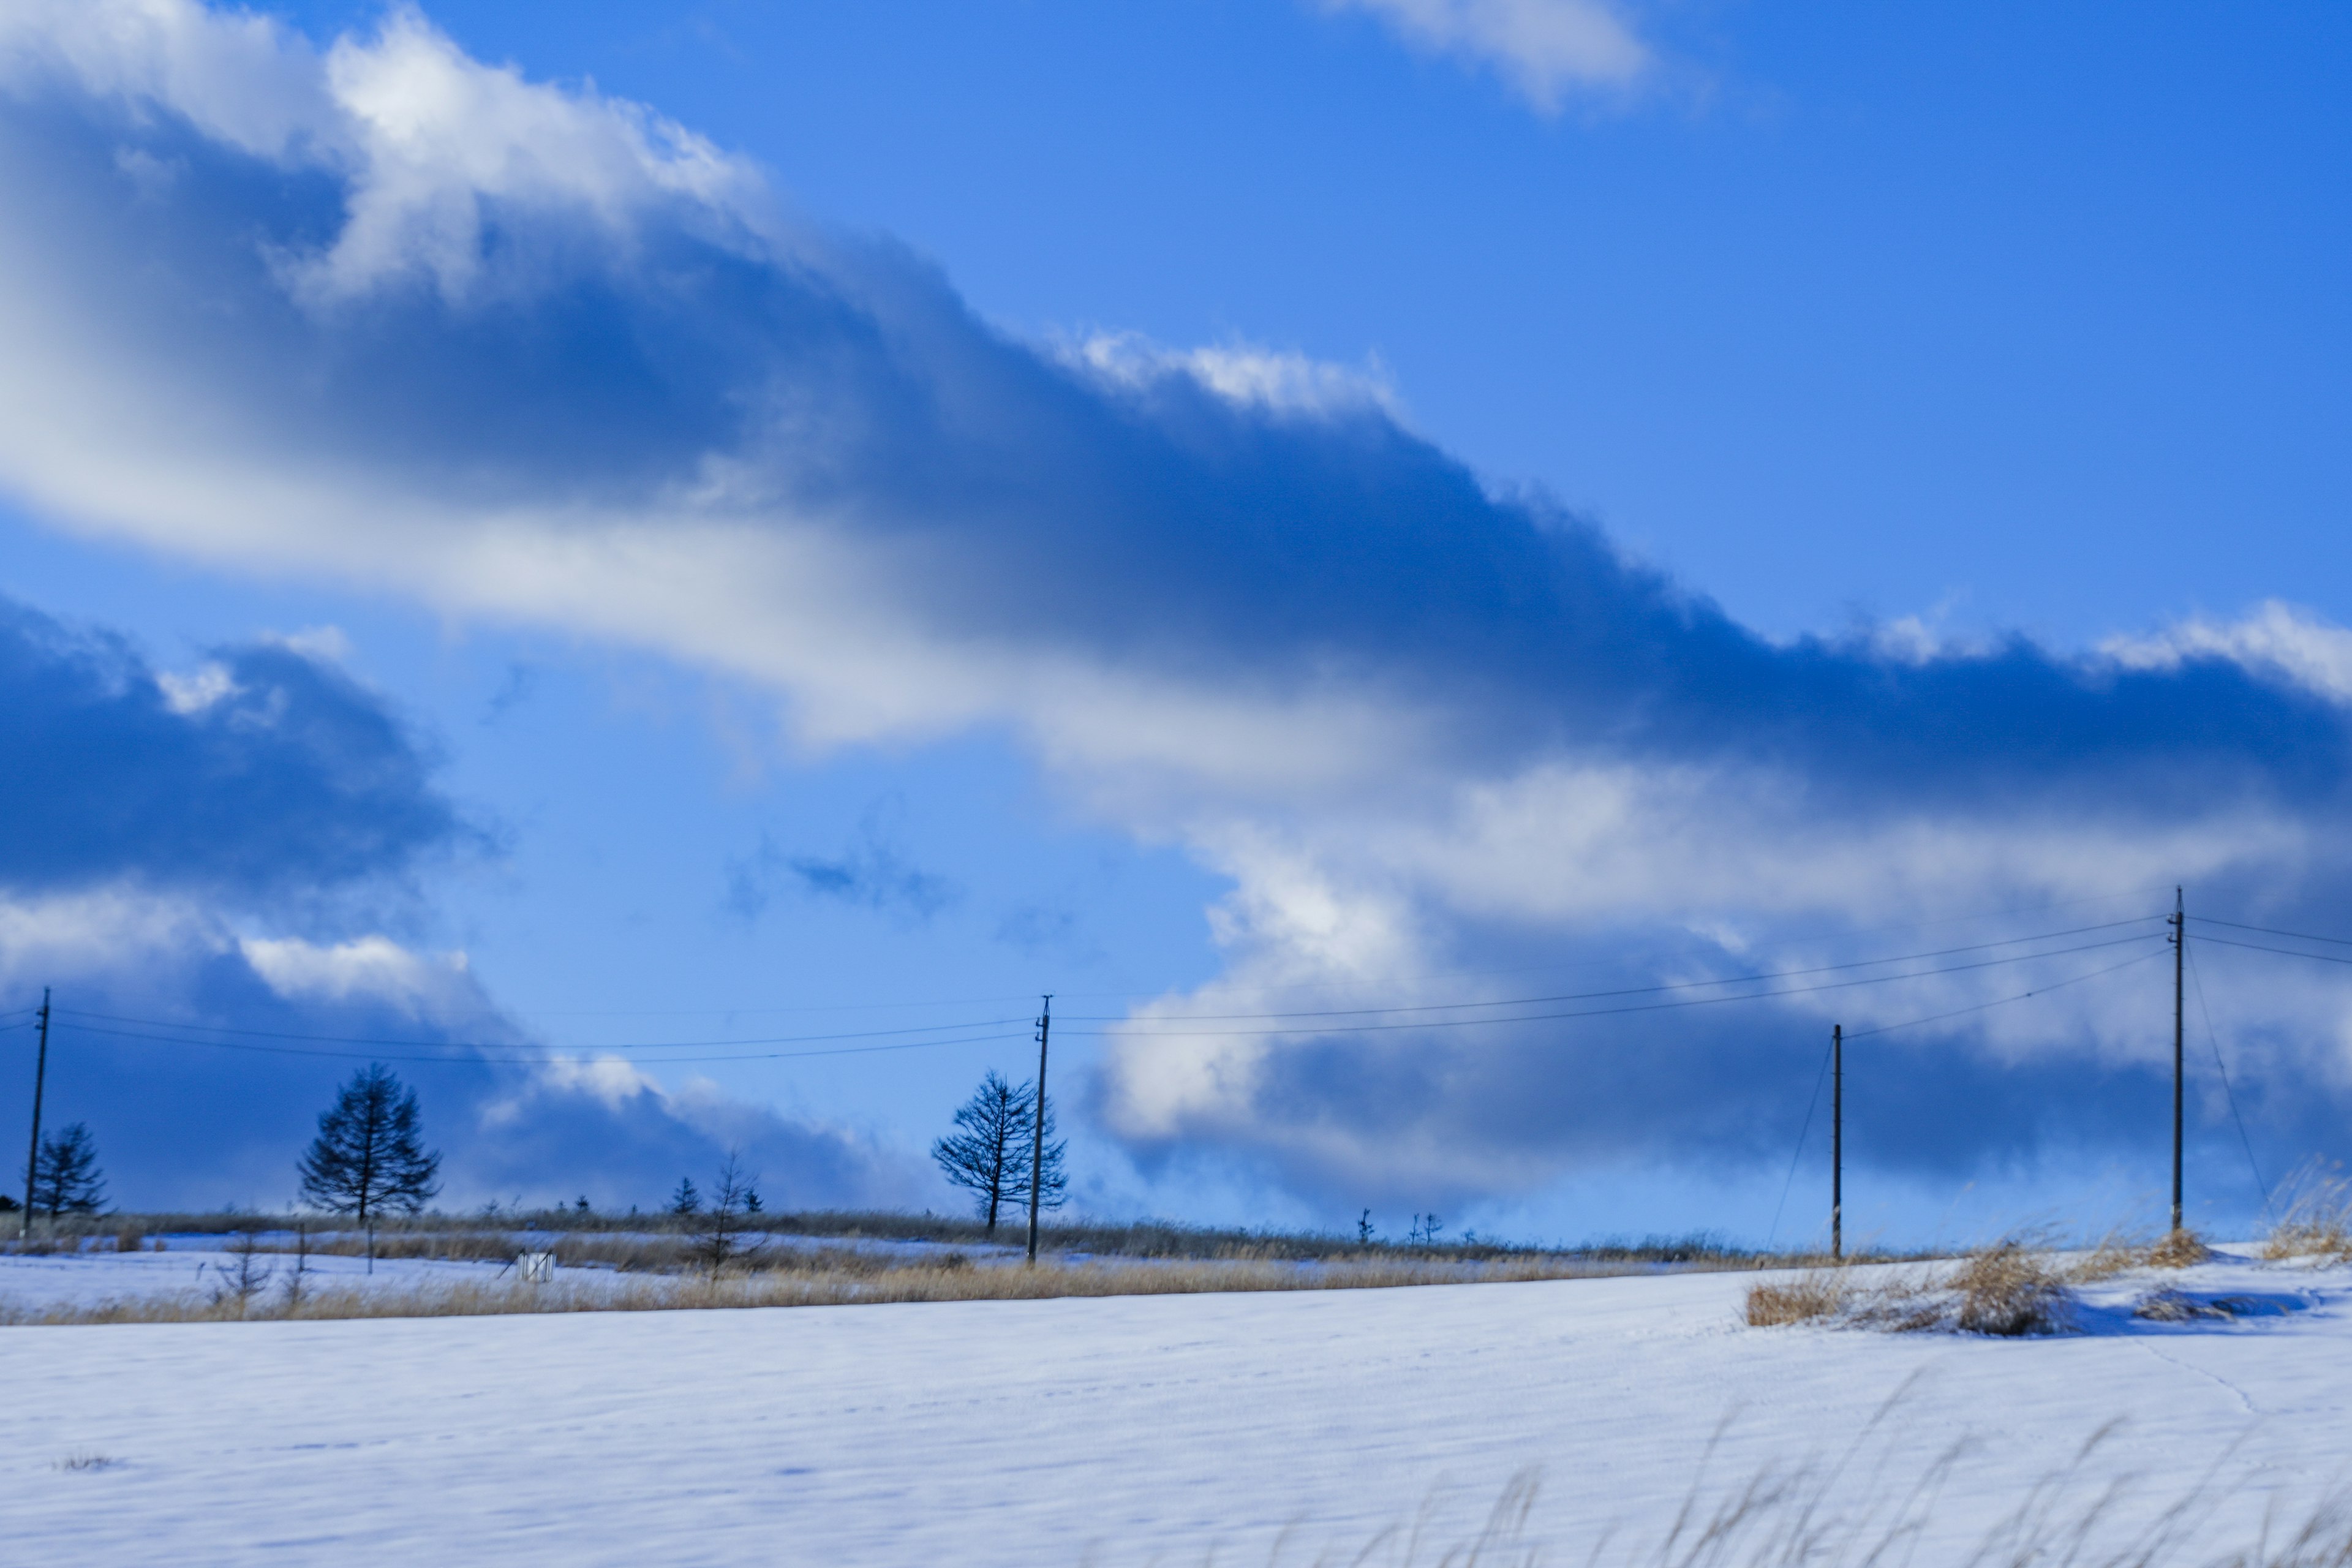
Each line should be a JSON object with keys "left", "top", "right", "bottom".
{"left": 518, "top": 1251, "right": 556, "bottom": 1284}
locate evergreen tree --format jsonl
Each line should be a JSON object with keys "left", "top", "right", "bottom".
{"left": 31, "top": 1122, "right": 106, "bottom": 1218}
{"left": 668, "top": 1177, "right": 701, "bottom": 1215}
{"left": 297, "top": 1064, "right": 441, "bottom": 1259}
{"left": 932, "top": 1070, "right": 1031, "bottom": 1234}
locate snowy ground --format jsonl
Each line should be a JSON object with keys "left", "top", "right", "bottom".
{"left": 0, "top": 1248, "right": 2346, "bottom": 1566}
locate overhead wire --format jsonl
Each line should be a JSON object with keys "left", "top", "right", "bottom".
{"left": 1063, "top": 932, "right": 2167, "bottom": 1039}
{"left": 59, "top": 1020, "right": 1033, "bottom": 1067}
{"left": 1839, "top": 947, "right": 2166, "bottom": 1040}
{"left": 1057, "top": 916, "right": 2164, "bottom": 1023}
{"left": 2190, "top": 915, "right": 2352, "bottom": 949}
{"left": 2184, "top": 941, "right": 2272, "bottom": 1221}
{"left": 49, "top": 1006, "right": 1030, "bottom": 1053}
{"left": 2187, "top": 933, "right": 2352, "bottom": 968}
{"left": 1766, "top": 1033, "right": 1836, "bottom": 1251}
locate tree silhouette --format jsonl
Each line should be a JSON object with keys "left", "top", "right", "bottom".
{"left": 668, "top": 1177, "right": 701, "bottom": 1216}
{"left": 932, "top": 1071, "right": 1029, "bottom": 1234}
{"left": 933, "top": 1071, "right": 1068, "bottom": 1234}
{"left": 31, "top": 1122, "right": 106, "bottom": 1218}
{"left": 298, "top": 1065, "right": 440, "bottom": 1267}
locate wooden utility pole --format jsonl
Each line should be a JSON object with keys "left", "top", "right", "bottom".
{"left": 1025, "top": 995, "right": 1051, "bottom": 1267}
{"left": 1831, "top": 1023, "right": 1843, "bottom": 1262}
{"left": 2171, "top": 887, "right": 2185, "bottom": 1234}
{"left": 21, "top": 988, "right": 49, "bottom": 1240}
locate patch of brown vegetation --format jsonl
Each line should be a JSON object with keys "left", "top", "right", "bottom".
{"left": 0, "top": 1250, "right": 1666, "bottom": 1327}
{"left": 1747, "top": 1239, "right": 2075, "bottom": 1337}
{"left": 1742, "top": 1271, "right": 1850, "bottom": 1326}
{"left": 2263, "top": 1166, "right": 2352, "bottom": 1263}
{"left": 2146, "top": 1229, "right": 2212, "bottom": 1270}
{"left": 1946, "top": 1242, "right": 2074, "bottom": 1335}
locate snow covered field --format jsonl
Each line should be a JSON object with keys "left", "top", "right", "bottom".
{"left": 0, "top": 1249, "right": 2346, "bottom": 1566}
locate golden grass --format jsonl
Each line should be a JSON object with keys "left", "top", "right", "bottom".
{"left": 0, "top": 1251, "right": 1652, "bottom": 1327}
{"left": 1745, "top": 1238, "right": 2074, "bottom": 1336}
{"left": 1742, "top": 1271, "right": 1850, "bottom": 1326}
{"left": 2263, "top": 1166, "right": 2352, "bottom": 1263}
{"left": 1945, "top": 1242, "right": 2073, "bottom": 1335}
{"left": 2146, "top": 1228, "right": 2213, "bottom": 1269}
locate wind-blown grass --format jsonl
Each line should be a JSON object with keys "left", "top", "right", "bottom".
{"left": 1744, "top": 1236, "right": 2109, "bottom": 1336}
{"left": 2264, "top": 1166, "right": 2352, "bottom": 1264}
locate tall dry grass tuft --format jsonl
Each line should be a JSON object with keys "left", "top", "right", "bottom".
{"left": 2146, "top": 1229, "right": 2213, "bottom": 1270}
{"left": 1746, "top": 1238, "right": 2075, "bottom": 1337}
{"left": 1742, "top": 1271, "right": 1850, "bottom": 1327}
{"left": 1945, "top": 1242, "right": 2073, "bottom": 1335}
{"left": 2263, "top": 1165, "right": 2352, "bottom": 1263}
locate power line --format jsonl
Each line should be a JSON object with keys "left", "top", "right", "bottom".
{"left": 2184, "top": 943, "right": 2272, "bottom": 1220}
{"left": 1063, "top": 933, "right": 2166, "bottom": 1039}
{"left": 1058, "top": 916, "right": 2163, "bottom": 1024}
{"left": 51, "top": 1006, "right": 1027, "bottom": 1054}
{"left": 1766, "top": 1032, "right": 1836, "bottom": 1250}
{"left": 2189, "top": 934, "right": 2352, "bottom": 969}
{"left": 2190, "top": 915, "right": 2352, "bottom": 949}
{"left": 1840, "top": 948, "right": 2165, "bottom": 1040}
{"left": 59, "top": 1021, "right": 1032, "bottom": 1067}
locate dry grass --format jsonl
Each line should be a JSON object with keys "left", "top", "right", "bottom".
{"left": 1742, "top": 1272, "right": 1852, "bottom": 1326}
{"left": 0, "top": 1251, "right": 1654, "bottom": 1327}
{"left": 1229, "top": 1417, "right": 2352, "bottom": 1568}
{"left": 1746, "top": 1238, "right": 2075, "bottom": 1337}
{"left": 2263, "top": 1166, "right": 2352, "bottom": 1263}
{"left": 1945, "top": 1242, "right": 2074, "bottom": 1335}
{"left": 2146, "top": 1228, "right": 2214, "bottom": 1269}
{"left": 15, "top": 1208, "right": 1833, "bottom": 1270}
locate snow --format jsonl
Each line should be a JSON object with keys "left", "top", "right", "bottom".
{"left": 0, "top": 1249, "right": 2348, "bottom": 1565}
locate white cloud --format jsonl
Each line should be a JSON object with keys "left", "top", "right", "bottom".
{"left": 1069, "top": 332, "right": 1403, "bottom": 420}
{"left": 156, "top": 661, "right": 235, "bottom": 714}
{"left": 1321, "top": 0, "right": 1653, "bottom": 111}
{"left": 6, "top": 1, "right": 2352, "bottom": 1206}
{"left": 2103, "top": 601, "right": 2352, "bottom": 705}
{"left": 240, "top": 933, "right": 482, "bottom": 1018}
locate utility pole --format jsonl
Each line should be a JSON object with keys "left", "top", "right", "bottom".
{"left": 1025, "top": 995, "right": 1051, "bottom": 1267}
{"left": 1831, "top": 1023, "right": 1842, "bottom": 1262}
{"left": 21, "top": 988, "right": 49, "bottom": 1240}
{"left": 2171, "top": 886, "right": 2185, "bottom": 1235}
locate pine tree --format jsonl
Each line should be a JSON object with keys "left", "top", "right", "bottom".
{"left": 31, "top": 1123, "right": 106, "bottom": 1218}
{"left": 297, "top": 1065, "right": 440, "bottom": 1268}
{"left": 669, "top": 1177, "right": 701, "bottom": 1216}
{"left": 932, "top": 1070, "right": 1031, "bottom": 1235}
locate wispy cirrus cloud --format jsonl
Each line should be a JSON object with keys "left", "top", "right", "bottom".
{"left": 1317, "top": 0, "right": 1654, "bottom": 111}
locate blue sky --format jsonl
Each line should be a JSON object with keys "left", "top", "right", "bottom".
{"left": 1, "top": 1, "right": 2350, "bottom": 1245}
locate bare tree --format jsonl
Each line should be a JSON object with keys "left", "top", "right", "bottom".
{"left": 211, "top": 1229, "right": 274, "bottom": 1317}
{"left": 688, "top": 1153, "right": 762, "bottom": 1278}
{"left": 297, "top": 1064, "right": 441, "bottom": 1272}
{"left": 31, "top": 1122, "right": 107, "bottom": 1221}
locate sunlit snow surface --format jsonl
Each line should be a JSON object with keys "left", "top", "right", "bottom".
{"left": 0, "top": 1246, "right": 2346, "bottom": 1566}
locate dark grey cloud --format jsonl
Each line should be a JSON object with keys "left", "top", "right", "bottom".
{"left": 0, "top": 950, "right": 916, "bottom": 1213}
{"left": 0, "top": 597, "right": 468, "bottom": 903}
